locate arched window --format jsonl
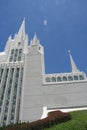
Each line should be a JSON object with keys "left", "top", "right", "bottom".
{"left": 51, "top": 77, "right": 56, "bottom": 82}
{"left": 39, "top": 46, "right": 41, "bottom": 50}
{"left": 14, "top": 49, "right": 18, "bottom": 62}
{"left": 57, "top": 77, "right": 62, "bottom": 82}
{"left": 15, "top": 49, "right": 18, "bottom": 55}
{"left": 10, "top": 49, "right": 14, "bottom": 62}
{"left": 74, "top": 75, "right": 78, "bottom": 80}
{"left": 18, "top": 49, "right": 23, "bottom": 61}
{"left": 79, "top": 75, "right": 84, "bottom": 80}
{"left": 18, "top": 42, "right": 21, "bottom": 47}
{"left": 68, "top": 76, "right": 73, "bottom": 81}
{"left": 11, "top": 49, "right": 14, "bottom": 54}
{"left": 46, "top": 77, "right": 50, "bottom": 82}
{"left": 63, "top": 76, "right": 67, "bottom": 81}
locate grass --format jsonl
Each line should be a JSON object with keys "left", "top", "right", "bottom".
{"left": 0, "top": 110, "right": 87, "bottom": 130}
{"left": 44, "top": 110, "right": 87, "bottom": 130}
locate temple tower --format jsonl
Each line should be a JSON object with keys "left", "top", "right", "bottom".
{"left": 20, "top": 33, "right": 45, "bottom": 122}
{"left": 0, "top": 20, "right": 28, "bottom": 126}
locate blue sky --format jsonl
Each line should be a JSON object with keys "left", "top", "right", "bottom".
{"left": 0, "top": 0, "right": 87, "bottom": 74}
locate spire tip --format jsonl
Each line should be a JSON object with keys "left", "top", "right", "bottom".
{"left": 23, "top": 17, "right": 25, "bottom": 23}
{"left": 68, "top": 50, "right": 71, "bottom": 54}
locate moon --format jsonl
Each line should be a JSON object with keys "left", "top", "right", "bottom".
{"left": 43, "top": 20, "right": 47, "bottom": 26}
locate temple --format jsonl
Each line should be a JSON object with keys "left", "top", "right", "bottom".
{"left": 0, "top": 20, "right": 87, "bottom": 126}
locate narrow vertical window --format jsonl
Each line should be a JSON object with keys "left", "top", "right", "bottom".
{"left": 79, "top": 75, "right": 84, "bottom": 80}
{"left": 46, "top": 77, "right": 50, "bottom": 82}
{"left": 63, "top": 76, "right": 67, "bottom": 81}
{"left": 9, "top": 49, "right": 14, "bottom": 62}
{"left": 18, "top": 49, "right": 22, "bottom": 61}
{"left": 57, "top": 77, "right": 62, "bottom": 82}
{"left": 68, "top": 76, "right": 73, "bottom": 81}
{"left": 74, "top": 75, "right": 78, "bottom": 80}
{"left": 51, "top": 77, "right": 56, "bottom": 82}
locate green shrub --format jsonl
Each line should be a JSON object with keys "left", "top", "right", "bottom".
{"left": 28, "top": 110, "right": 71, "bottom": 130}
{"left": 0, "top": 111, "right": 71, "bottom": 130}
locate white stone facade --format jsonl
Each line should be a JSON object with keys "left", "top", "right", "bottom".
{"left": 0, "top": 20, "right": 87, "bottom": 126}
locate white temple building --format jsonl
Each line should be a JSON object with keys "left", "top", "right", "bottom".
{"left": 0, "top": 20, "right": 87, "bottom": 126}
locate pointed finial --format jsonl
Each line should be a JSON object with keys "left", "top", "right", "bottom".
{"left": 8, "top": 35, "right": 12, "bottom": 40}
{"left": 34, "top": 32, "right": 37, "bottom": 39}
{"left": 22, "top": 18, "right": 25, "bottom": 25}
{"left": 68, "top": 50, "right": 79, "bottom": 73}
{"left": 32, "top": 32, "right": 39, "bottom": 45}
{"left": 18, "top": 19, "right": 26, "bottom": 40}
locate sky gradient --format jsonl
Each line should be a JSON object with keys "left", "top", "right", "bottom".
{"left": 0, "top": 0, "right": 87, "bottom": 74}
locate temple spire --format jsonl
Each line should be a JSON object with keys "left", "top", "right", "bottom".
{"left": 18, "top": 18, "right": 25, "bottom": 40}
{"left": 32, "top": 32, "right": 40, "bottom": 45}
{"left": 68, "top": 50, "right": 79, "bottom": 73}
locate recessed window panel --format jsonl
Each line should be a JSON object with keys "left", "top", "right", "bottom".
{"left": 79, "top": 75, "right": 84, "bottom": 80}
{"left": 68, "top": 76, "right": 73, "bottom": 81}
{"left": 52, "top": 77, "right": 56, "bottom": 82}
{"left": 74, "top": 75, "right": 78, "bottom": 80}
{"left": 63, "top": 76, "right": 67, "bottom": 81}
{"left": 46, "top": 77, "right": 50, "bottom": 82}
{"left": 57, "top": 77, "right": 62, "bottom": 82}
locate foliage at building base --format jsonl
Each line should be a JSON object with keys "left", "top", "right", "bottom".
{"left": 0, "top": 111, "right": 71, "bottom": 130}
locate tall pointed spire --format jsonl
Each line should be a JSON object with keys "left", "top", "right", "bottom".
{"left": 68, "top": 50, "right": 79, "bottom": 73}
{"left": 18, "top": 18, "right": 25, "bottom": 40}
{"left": 32, "top": 32, "right": 40, "bottom": 45}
